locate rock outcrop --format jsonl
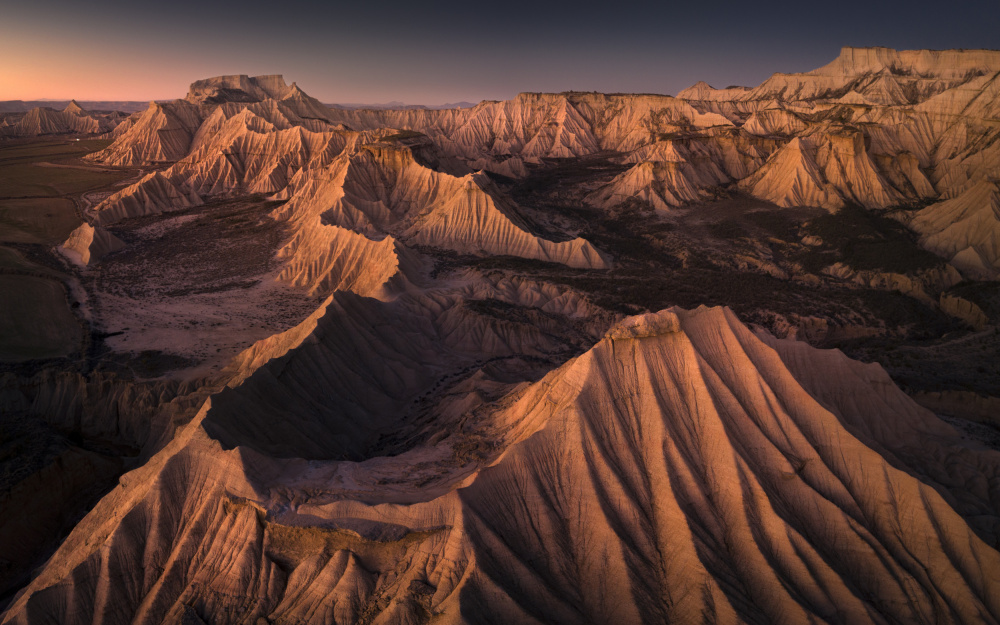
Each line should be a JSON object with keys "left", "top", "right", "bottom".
{"left": 58, "top": 223, "right": 125, "bottom": 265}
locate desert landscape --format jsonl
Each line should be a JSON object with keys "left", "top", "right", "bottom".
{"left": 2, "top": 12, "right": 1000, "bottom": 622}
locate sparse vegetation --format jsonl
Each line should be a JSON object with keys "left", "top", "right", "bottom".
{"left": 0, "top": 139, "right": 126, "bottom": 199}
{"left": 0, "top": 198, "right": 79, "bottom": 244}
{"left": 798, "top": 204, "right": 945, "bottom": 273}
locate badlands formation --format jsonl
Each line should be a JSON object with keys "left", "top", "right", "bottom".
{"left": 0, "top": 101, "right": 124, "bottom": 138}
{"left": 1, "top": 49, "right": 1000, "bottom": 624}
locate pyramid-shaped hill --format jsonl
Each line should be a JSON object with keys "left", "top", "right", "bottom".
{"left": 58, "top": 223, "right": 125, "bottom": 265}
{"left": 739, "top": 137, "right": 843, "bottom": 208}
{"left": 62, "top": 99, "right": 86, "bottom": 115}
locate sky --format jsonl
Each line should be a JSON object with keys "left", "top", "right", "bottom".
{"left": 1, "top": 0, "right": 999, "bottom": 104}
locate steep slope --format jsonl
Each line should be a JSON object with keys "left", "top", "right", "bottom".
{"left": 3, "top": 306, "right": 998, "bottom": 624}
{"left": 324, "top": 92, "right": 732, "bottom": 175}
{"left": 91, "top": 110, "right": 358, "bottom": 224}
{"left": 741, "top": 47, "right": 1000, "bottom": 104}
{"left": 0, "top": 103, "right": 117, "bottom": 137}
{"left": 739, "top": 137, "right": 844, "bottom": 208}
{"left": 169, "top": 109, "right": 352, "bottom": 197}
{"left": 587, "top": 160, "right": 725, "bottom": 210}
{"left": 88, "top": 95, "right": 609, "bottom": 295}
{"left": 910, "top": 178, "right": 1000, "bottom": 278}
{"left": 739, "top": 129, "right": 924, "bottom": 210}
{"left": 58, "top": 223, "right": 125, "bottom": 265}
{"left": 591, "top": 130, "right": 771, "bottom": 210}
{"left": 86, "top": 75, "right": 340, "bottom": 168}
{"left": 86, "top": 100, "right": 205, "bottom": 166}
{"left": 274, "top": 223, "right": 402, "bottom": 297}
{"left": 742, "top": 107, "right": 809, "bottom": 136}
{"left": 673, "top": 47, "right": 998, "bottom": 214}
{"left": 274, "top": 142, "right": 610, "bottom": 278}
{"left": 62, "top": 100, "right": 86, "bottom": 115}
{"left": 92, "top": 171, "right": 200, "bottom": 225}
{"left": 677, "top": 80, "right": 752, "bottom": 101}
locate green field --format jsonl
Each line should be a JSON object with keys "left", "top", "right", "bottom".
{"left": 0, "top": 138, "right": 130, "bottom": 246}
{"left": 0, "top": 198, "right": 80, "bottom": 244}
{"left": 0, "top": 275, "right": 82, "bottom": 361}
{"left": 0, "top": 246, "right": 66, "bottom": 278}
{"left": 0, "top": 246, "right": 40, "bottom": 272}
{"left": 0, "top": 139, "right": 110, "bottom": 163}
{"left": 0, "top": 139, "right": 126, "bottom": 198}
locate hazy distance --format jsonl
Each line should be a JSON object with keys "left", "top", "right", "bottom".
{"left": 2, "top": 0, "right": 999, "bottom": 103}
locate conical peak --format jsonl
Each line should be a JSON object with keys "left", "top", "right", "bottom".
{"left": 283, "top": 82, "right": 310, "bottom": 100}
{"left": 678, "top": 80, "right": 716, "bottom": 96}
{"left": 63, "top": 99, "right": 85, "bottom": 114}
{"left": 785, "top": 137, "right": 809, "bottom": 150}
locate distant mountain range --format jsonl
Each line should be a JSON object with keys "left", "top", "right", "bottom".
{"left": 0, "top": 100, "right": 153, "bottom": 113}
{"left": 328, "top": 100, "right": 477, "bottom": 109}
{"left": 0, "top": 99, "right": 478, "bottom": 113}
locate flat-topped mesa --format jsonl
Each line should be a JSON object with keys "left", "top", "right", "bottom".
{"left": 813, "top": 46, "right": 1000, "bottom": 79}
{"left": 185, "top": 74, "right": 299, "bottom": 105}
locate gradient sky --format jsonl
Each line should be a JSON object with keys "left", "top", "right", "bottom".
{"left": 2, "top": 0, "right": 998, "bottom": 104}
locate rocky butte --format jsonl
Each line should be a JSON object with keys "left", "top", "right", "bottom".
{"left": 0, "top": 48, "right": 999, "bottom": 624}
